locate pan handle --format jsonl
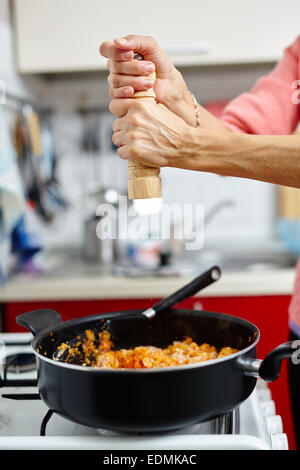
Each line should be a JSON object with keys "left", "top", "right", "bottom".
{"left": 258, "top": 341, "right": 298, "bottom": 382}
{"left": 16, "top": 309, "right": 62, "bottom": 336}
{"left": 143, "top": 266, "right": 221, "bottom": 318}
{"left": 238, "top": 340, "right": 299, "bottom": 382}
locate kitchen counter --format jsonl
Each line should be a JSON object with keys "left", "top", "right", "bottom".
{"left": 0, "top": 267, "right": 296, "bottom": 302}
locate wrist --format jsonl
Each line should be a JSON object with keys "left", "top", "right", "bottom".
{"left": 167, "top": 124, "right": 202, "bottom": 169}
{"left": 163, "top": 68, "right": 197, "bottom": 126}
{"left": 168, "top": 127, "right": 234, "bottom": 173}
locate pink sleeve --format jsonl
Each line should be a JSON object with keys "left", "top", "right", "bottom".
{"left": 221, "top": 36, "right": 300, "bottom": 135}
{"left": 289, "top": 259, "right": 300, "bottom": 327}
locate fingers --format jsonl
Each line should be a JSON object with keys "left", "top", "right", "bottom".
{"left": 112, "top": 118, "right": 123, "bottom": 132}
{"left": 107, "top": 58, "right": 155, "bottom": 99}
{"left": 111, "top": 130, "right": 124, "bottom": 147}
{"left": 107, "top": 59, "right": 155, "bottom": 76}
{"left": 110, "top": 98, "right": 148, "bottom": 119}
{"left": 108, "top": 73, "right": 154, "bottom": 95}
{"left": 99, "top": 41, "right": 134, "bottom": 61}
{"left": 100, "top": 35, "right": 172, "bottom": 79}
{"left": 115, "top": 35, "right": 172, "bottom": 78}
{"left": 114, "top": 35, "right": 158, "bottom": 59}
{"left": 117, "top": 145, "right": 131, "bottom": 160}
{"left": 110, "top": 86, "right": 135, "bottom": 99}
{"left": 109, "top": 99, "right": 133, "bottom": 117}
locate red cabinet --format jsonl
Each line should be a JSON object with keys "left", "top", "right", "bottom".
{"left": 2, "top": 294, "right": 296, "bottom": 449}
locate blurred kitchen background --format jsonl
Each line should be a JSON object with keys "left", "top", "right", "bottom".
{"left": 1, "top": 0, "right": 300, "bottom": 282}
{"left": 2, "top": 0, "right": 300, "bottom": 448}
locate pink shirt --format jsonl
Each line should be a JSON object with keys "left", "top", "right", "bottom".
{"left": 220, "top": 35, "right": 300, "bottom": 332}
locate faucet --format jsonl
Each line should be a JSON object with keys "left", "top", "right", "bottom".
{"left": 163, "top": 198, "right": 236, "bottom": 264}
{"left": 205, "top": 199, "right": 236, "bottom": 226}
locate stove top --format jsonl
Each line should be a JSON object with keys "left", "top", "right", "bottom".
{"left": 0, "top": 333, "right": 289, "bottom": 450}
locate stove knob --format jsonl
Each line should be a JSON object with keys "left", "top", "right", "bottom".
{"left": 266, "top": 415, "right": 283, "bottom": 434}
{"left": 270, "top": 433, "right": 289, "bottom": 450}
{"left": 260, "top": 399, "right": 276, "bottom": 417}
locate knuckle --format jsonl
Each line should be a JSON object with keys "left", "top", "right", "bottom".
{"left": 109, "top": 100, "right": 117, "bottom": 113}
{"left": 111, "top": 60, "right": 120, "bottom": 73}
{"left": 112, "top": 133, "right": 118, "bottom": 145}
{"left": 114, "top": 62, "right": 124, "bottom": 73}
{"left": 128, "top": 130, "right": 137, "bottom": 141}
{"left": 130, "top": 113, "right": 140, "bottom": 126}
{"left": 117, "top": 147, "right": 127, "bottom": 160}
{"left": 111, "top": 74, "right": 120, "bottom": 87}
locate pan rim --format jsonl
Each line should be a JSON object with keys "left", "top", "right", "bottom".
{"left": 32, "top": 309, "right": 260, "bottom": 373}
{"left": 33, "top": 337, "right": 259, "bottom": 373}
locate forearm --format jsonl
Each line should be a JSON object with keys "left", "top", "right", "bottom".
{"left": 176, "top": 129, "right": 300, "bottom": 188}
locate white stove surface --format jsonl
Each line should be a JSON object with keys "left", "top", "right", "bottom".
{"left": 0, "top": 333, "right": 289, "bottom": 450}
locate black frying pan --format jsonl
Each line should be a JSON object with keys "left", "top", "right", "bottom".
{"left": 16, "top": 304, "right": 296, "bottom": 433}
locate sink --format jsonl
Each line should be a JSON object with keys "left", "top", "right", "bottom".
{"left": 176, "top": 243, "right": 297, "bottom": 275}
{"left": 112, "top": 249, "right": 296, "bottom": 278}
{"left": 36, "top": 241, "right": 298, "bottom": 280}
{"left": 113, "top": 241, "right": 297, "bottom": 278}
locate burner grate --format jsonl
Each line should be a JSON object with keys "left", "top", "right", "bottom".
{"left": 40, "top": 410, "right": 55, "bottom": 436}
{"left": 38, "top": 408, "right": 240, "bottom": 437}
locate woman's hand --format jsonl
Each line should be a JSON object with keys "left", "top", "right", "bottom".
{"left": 110, "top": 98, "right": 193, "bottom": 168}
{"left": 110, "top": 97, "right": 300, "bottom": 188}
{"left": 100, "top": 35, "right": 174, "bottom": 101}
{"left": 100, "top": 35, "right": 197, "bottom": 126}
{"left": 100, "top": 35, "right": 232, "bottom": 131}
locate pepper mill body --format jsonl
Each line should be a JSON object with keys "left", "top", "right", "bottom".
{"left": 127, "top": 53, "right": 162, "bottom": 200}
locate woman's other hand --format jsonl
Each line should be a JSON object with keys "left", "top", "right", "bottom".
{"left": 110, "top": 98, "right": 194, "bottom": 168}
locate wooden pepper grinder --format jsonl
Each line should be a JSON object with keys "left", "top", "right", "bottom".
{"left": 127, "top": 53, "right": 162, "bottom": 200}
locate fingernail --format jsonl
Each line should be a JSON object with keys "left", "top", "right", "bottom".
{"left": 143, "top": 80, "right": 153, "bottom": 88}
{"left": 124, "top": 87, "right": 132, "bottom": 95}
{"left": 122, "top": 51, "right": 133, "bottom": 59}
{"left": 144, "top": 64, "right": 155, "bottom": 74}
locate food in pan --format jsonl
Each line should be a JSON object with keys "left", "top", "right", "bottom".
{"left": 56, "top": 330, "right": 239, "bottom": 369}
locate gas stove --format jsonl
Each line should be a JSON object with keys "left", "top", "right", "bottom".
{"left": 0, "top": 333, "right": 289, "bottom": 450}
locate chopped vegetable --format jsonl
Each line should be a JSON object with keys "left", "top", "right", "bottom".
{"left": 57, "top": 330, "right": 238, "bottom": 369}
